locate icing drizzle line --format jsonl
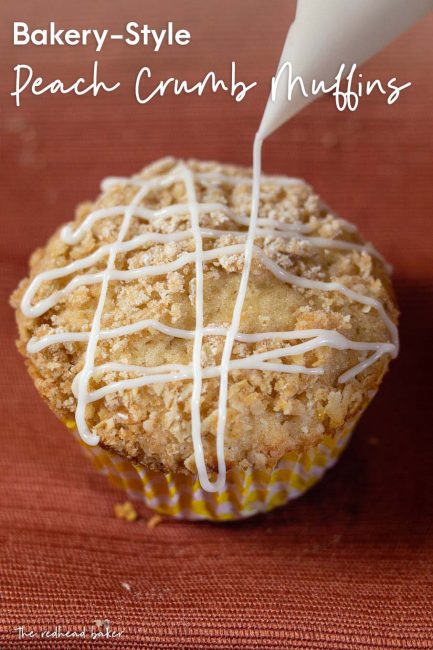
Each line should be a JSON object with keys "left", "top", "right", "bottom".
{"left": 20, "top": 149, "right": 398, "bottom": 492}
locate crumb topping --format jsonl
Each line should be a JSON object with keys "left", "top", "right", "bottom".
{"left": 11, "top": 158, "right": 398, "bottom": 475}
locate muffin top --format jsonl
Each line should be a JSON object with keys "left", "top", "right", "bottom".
{"left": 11, "top": 157, "right": 398, "bottom": 485}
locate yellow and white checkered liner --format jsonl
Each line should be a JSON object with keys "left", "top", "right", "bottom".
{"left": 68, "top": 419, "right": 355, "bottom": 521}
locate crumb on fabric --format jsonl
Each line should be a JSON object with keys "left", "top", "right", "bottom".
{"left": 114, "top": 501, "right": 138, "bottom": 522}
{"left": 147, "top": 514, "right": 163, "bottom": 529}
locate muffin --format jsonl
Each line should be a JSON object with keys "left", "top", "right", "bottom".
{"left": 11, "top": 157, "right": 399, "bottom": 520}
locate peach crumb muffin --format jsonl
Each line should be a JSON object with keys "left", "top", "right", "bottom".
{"left": 11, "top": 158, "right": 398, "bottom": 519}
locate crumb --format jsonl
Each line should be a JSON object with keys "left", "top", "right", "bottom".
{"left": 114, "top": 501, "right": 138, "bottom": 522}
{"left": 121, "top": 582, "right": 132, "bottom": 591}
{"left": 147, "top": 514, "right": 163, "bottom": 529}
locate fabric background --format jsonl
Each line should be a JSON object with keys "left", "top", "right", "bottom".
{"left": 1, "top": 1, "right": 432, "bottom": 647}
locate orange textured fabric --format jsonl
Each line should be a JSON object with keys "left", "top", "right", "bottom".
{"left": 1, "top": 1, "right": 432, "bottom": 647}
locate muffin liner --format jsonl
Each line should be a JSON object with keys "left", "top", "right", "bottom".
{"left": 67, "top": 418, "right": 356, "bottom": 521}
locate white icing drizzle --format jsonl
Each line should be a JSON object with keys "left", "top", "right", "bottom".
{"left": 20, "top": 151, "right": 398, "bottom": 492}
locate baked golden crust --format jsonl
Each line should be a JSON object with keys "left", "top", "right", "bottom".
{"left": 11, "top": 158, "right": 398, "bottom": 475}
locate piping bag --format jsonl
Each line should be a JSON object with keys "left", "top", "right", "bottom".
{"left": 258, "top": 0, "right": 433, "bottom": 139}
